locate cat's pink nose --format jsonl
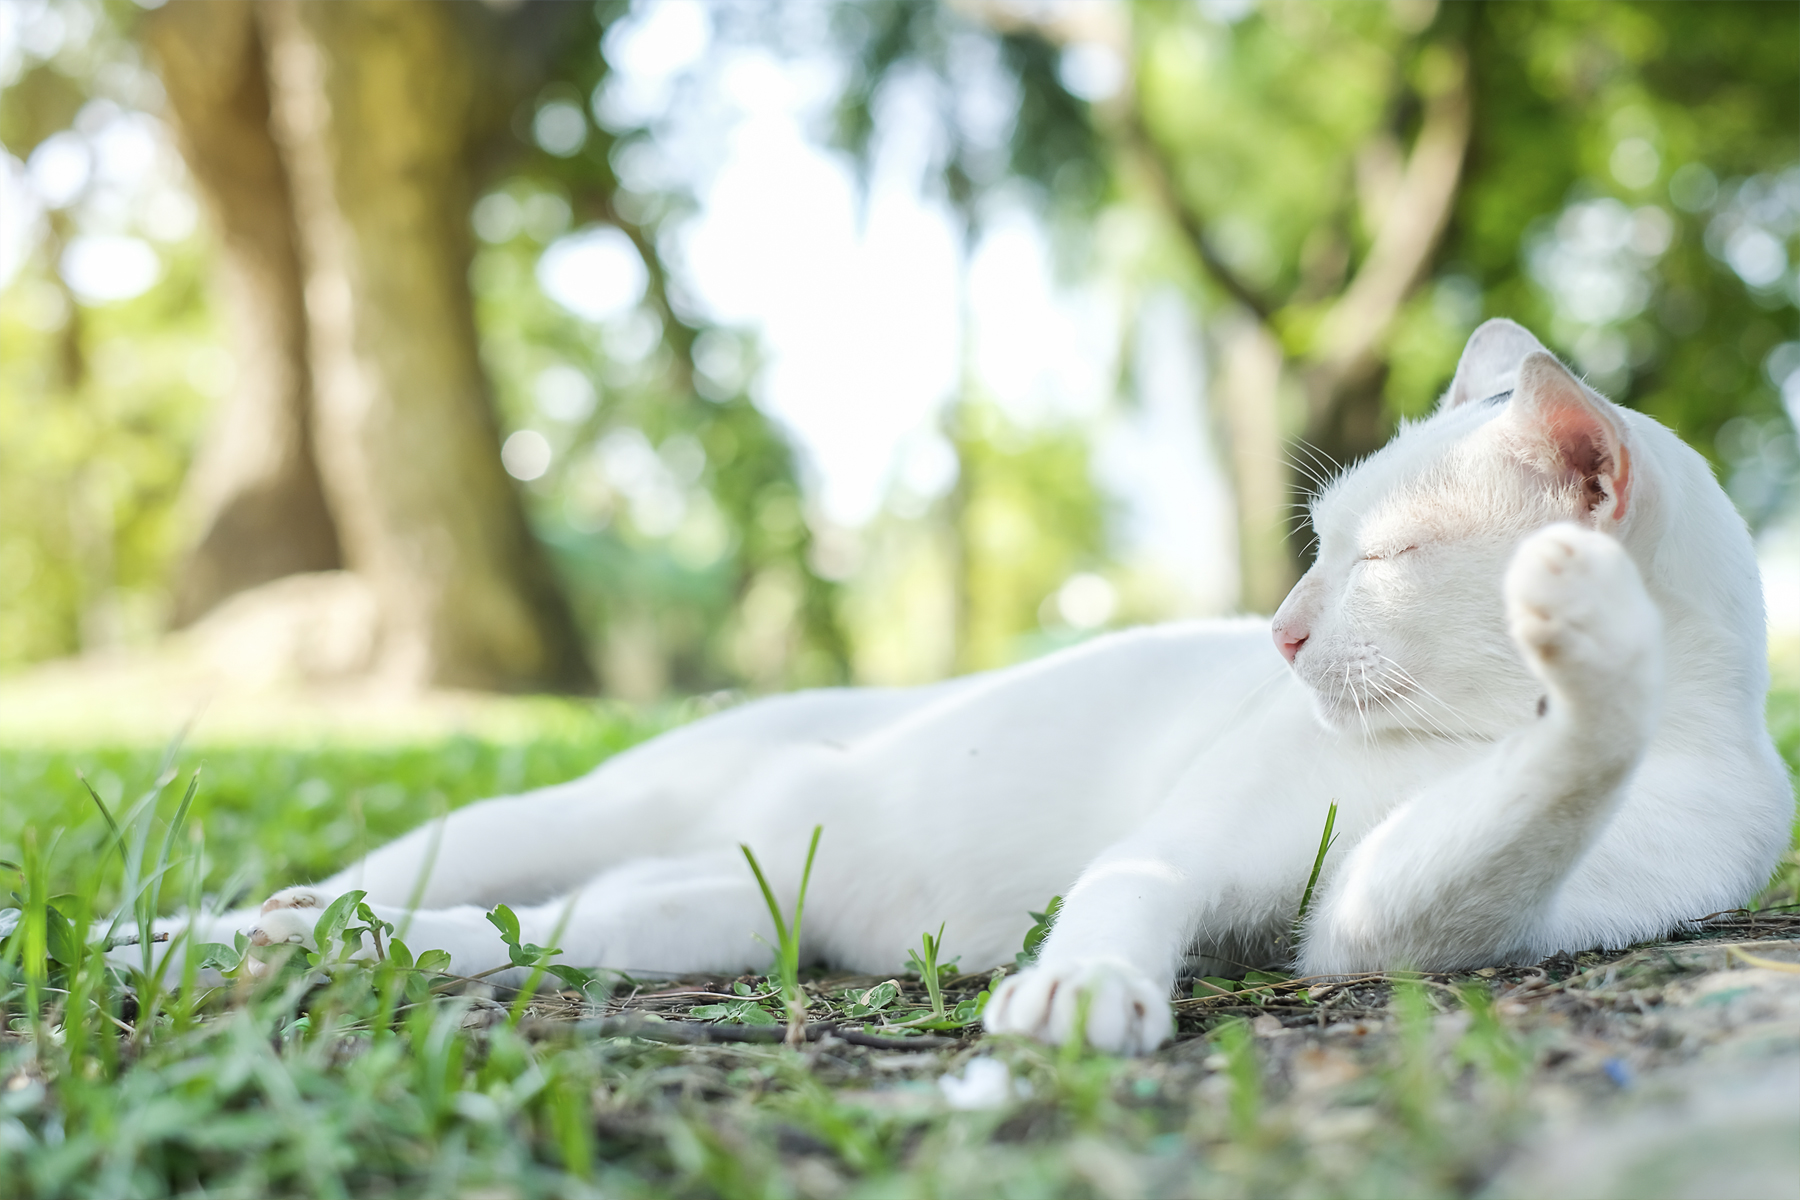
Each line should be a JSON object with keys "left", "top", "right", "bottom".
{"left": 1274, "top": 625, "right": 1308, "bottom": 664}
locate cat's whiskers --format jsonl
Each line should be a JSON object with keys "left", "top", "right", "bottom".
{"left": 1286, "top": 438, "right": 1344, "bottom": 494}
{"left": 1358, "top": 663, "right": 1433, "bottom": 752}
{"left": 1365, "top": 663, "right": 1465, "bottom": 741}
{"left": 1346, "top": 663, "right": 1375, "bottom": 749}
{"left": 1367, "top": 691, "right": 1435, "bottom": 753}
{"left": 1382, "top": 688, "right": 1465, "bottom": 742}
{"left": 1359, "top": 663, "right": 1392, "bottom": 748}
{"left": 1284, "top": 456, "right": 1331, "bottom": 499}
{"left": 1375, "top": 654, "right": 1453, "bottom": 710}
{"left": 1395, "top": 688, "right": 1476, "bottom": 743}
{"left": 1376, "top": 654, "right": 1478, "bottom": 740}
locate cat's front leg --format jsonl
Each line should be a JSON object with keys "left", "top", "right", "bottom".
{"left": 1506, "top": 522, "right": 1661, "bottom": 741}
{"left": 985, "top": 849, "right": 1197, "bottom": 1054}
{"left": 984, "top": 954, "right": 1173, "bottom": 1055}
{"left": 1302, "top": 523, "right": 1663, "bottom": 972}
{"left": 246, "top": 895, "right": 523, "bottom": 980}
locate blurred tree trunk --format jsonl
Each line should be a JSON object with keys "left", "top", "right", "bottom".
{"left": 260, "top": 0, "right": 592, "bottom": 692}
{"left": 141, "top": 1, "right": 343, "bottom": 627}
{"left": 1214, "top": 319, "right": 1292, "bottom": 617}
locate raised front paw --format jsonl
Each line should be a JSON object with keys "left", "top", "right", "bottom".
{"left": 984, "top": 958, "right": 1172, "bottom": 1055}
{"left": 1504, "top": 523, "right": 1660, "bottom": 714}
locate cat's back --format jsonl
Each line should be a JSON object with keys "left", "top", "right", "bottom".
{"left": 735, "top": 615, "right": 1286, "bottom": 751}
{"left": 585, "top": 617, "right": 1292, "bottom": 796}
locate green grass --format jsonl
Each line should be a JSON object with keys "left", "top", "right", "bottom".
{"left": 0, "top": 709, "right": 667, "bottom": 909}
{"left": 1, "top": 682, "right": 1796, "bottom": 1199}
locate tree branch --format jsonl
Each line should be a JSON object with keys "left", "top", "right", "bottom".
{"left": 569, "top": 191, "right": 699, "bottom": 396}
{"left": 1122, "top": 107, "right": 1276, "bottom": 324}
{"left": 1305, "top": 47, "right": 1472, "bottom": 401}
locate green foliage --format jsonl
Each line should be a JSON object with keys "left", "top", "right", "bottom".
{"left": 0, "top": 0, "right": 849, "bottom": 691}
{"left": 1138, "top": 1, "right": 1418, "bottom": 300}
{"left": 0, "top": 61, "right": 86, "bottom": 159}
{"left": 0, "top": 704, "right": 662, "bottom": 904}
{"left": 1127, "top": 1, "right": 1798, "bottom": 531}
{"left": 376, "top": 0, "right": 850, "bottom": 694}
{"left": 1192, "top": 969, "right": 1292, "bottom": 1002}
{"left": 690, "top": 980, "right": 783, "bottom": 1026}
{"left": 1385, "top": 976, "right": 1445, "bottom": 1138}
{"left": 827, "top": 0, "right": 1107, "bottom": 227}
{"left": 842, "top": 978, "right": 900, "bottom": 1019}
{"left": 952, "top": 405, "right": 1112, "bottom": 671}
{"left": 1212, "top": 1017, "right": 1263, "bottom": 1142}
{"left": 0, "top": 239, "right": 217, "bottom": 670}
{"left": 1455, "top": 982, "right": 1531, "bottom": 1087}
{"left": 483, "top": 903, "right": 600, "bottom": 1021}
{"left": 1015, "top": 894, "right": 1062, "bottom": 969}
{"left": 5, "top": 1, "right": 1794, "bottom": 689}
{"left": 1443, "top": 1, "right": 1799, "bottom": 514}
{"left": 903, "top": 924, "right": 957, "bottom": 1021}
{"left": 1754, "top": 668, "right": 1800, "bottom": 908}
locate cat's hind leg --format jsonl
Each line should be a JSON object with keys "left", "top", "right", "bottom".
{"left": 257, "top": 710, "right": 790, "bottom": 917}
{"left": 248, "top": 850, "right": 777, "bottom": 982}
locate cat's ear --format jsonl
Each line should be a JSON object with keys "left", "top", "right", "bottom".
{"left": 1442, "top": 319, "right": 1547, "bottom": 409}
{"left": 1508, "top": 351, "right": 1634, "bottom": 526}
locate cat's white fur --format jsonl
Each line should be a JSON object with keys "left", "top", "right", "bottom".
{"left": 148, "top": 321, "right": 1792, "bottom": 1055}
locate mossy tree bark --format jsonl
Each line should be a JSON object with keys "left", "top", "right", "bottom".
{"left": 254, "top": 0, "right": 591, "bottom": 692}
{"left": 142, "top": 0, "right": 342, "bottom": 627}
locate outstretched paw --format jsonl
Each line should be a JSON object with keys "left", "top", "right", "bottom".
{"left": 246, "top": 904, "right": 317, "bottom": 951}
{"left": 984, "top": 958, "right": 1172, "bottom": 1055}
{"left": 261, "top": 886, "right": 334, "bottom": 914}
{"left": 246, "top": 886, "right": 346, "bottom": 952}
{"left": 1505, "top": 523, "right": 1659, "bottom": 716}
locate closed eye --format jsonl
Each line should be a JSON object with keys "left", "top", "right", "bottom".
{"left": 1359, "top": 545, "right": 1420, "bottom": 562}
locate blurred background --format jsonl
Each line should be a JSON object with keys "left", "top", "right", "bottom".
{"left": 0, "top": 0, "right": 1796, "bottom": 719}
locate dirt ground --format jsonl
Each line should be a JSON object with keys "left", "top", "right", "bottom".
{"left": 508, "top": 912, "right": 1800, "bottom": 1199}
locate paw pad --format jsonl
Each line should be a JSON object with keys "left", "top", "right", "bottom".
{"left": 261, "top": 888, "right": 327, "bottom": 914}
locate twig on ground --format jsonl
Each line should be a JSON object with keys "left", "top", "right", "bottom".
{"left": 523, "top": 1012, "right": 959, "bottom": 1051}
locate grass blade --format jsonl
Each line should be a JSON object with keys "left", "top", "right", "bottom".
{"left": 738, "top": 843, "right": 790, "bottom": 950}
{"left": 1728, "top": 946, "right": 1800, "bottom": 973}
{"left": 155, "top": 768, "right": 201, "bottom": 884}
{"left": 77, "top": 771, "right": 127, "bottom": 869}
{"left": 739, "top": 826, "right": 823, "bottom": 1045}
{"left": 789, "top": 825, "right": 823, "bottom": 962}
{"left": 1290, "top": 801, "right": 1339, "bottom": 950}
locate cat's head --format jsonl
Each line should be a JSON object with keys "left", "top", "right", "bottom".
{"left": 1269, "top": 317, "right": 1730, "bottom": 739}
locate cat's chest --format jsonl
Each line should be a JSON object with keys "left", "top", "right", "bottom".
{"left": 1170, "top": 717, "right": 1490, "bottom": 823}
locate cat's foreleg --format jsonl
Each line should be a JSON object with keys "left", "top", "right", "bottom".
{"left": 99, "top": 905, "right": 263, "bottom": 985}
{"left": 982, "top": 788, "right": 1327, "bottom": 1055}
{"left": 982, "top": 845, "right": 1194, "bottom": 1054}
{"left": 1299, "top": 523, "right": 1663, "bottom": 973}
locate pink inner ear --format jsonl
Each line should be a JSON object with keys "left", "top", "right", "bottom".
{"left": 1544, "top": 405, "right": 1630, "bottom": 518}
{"left": 1516, "top": 355, "right": 1631, "bottom": 522}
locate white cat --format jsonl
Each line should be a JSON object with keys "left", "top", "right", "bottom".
{"left": 170, "top": 319, "right": 1792, "bottom": 1055}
